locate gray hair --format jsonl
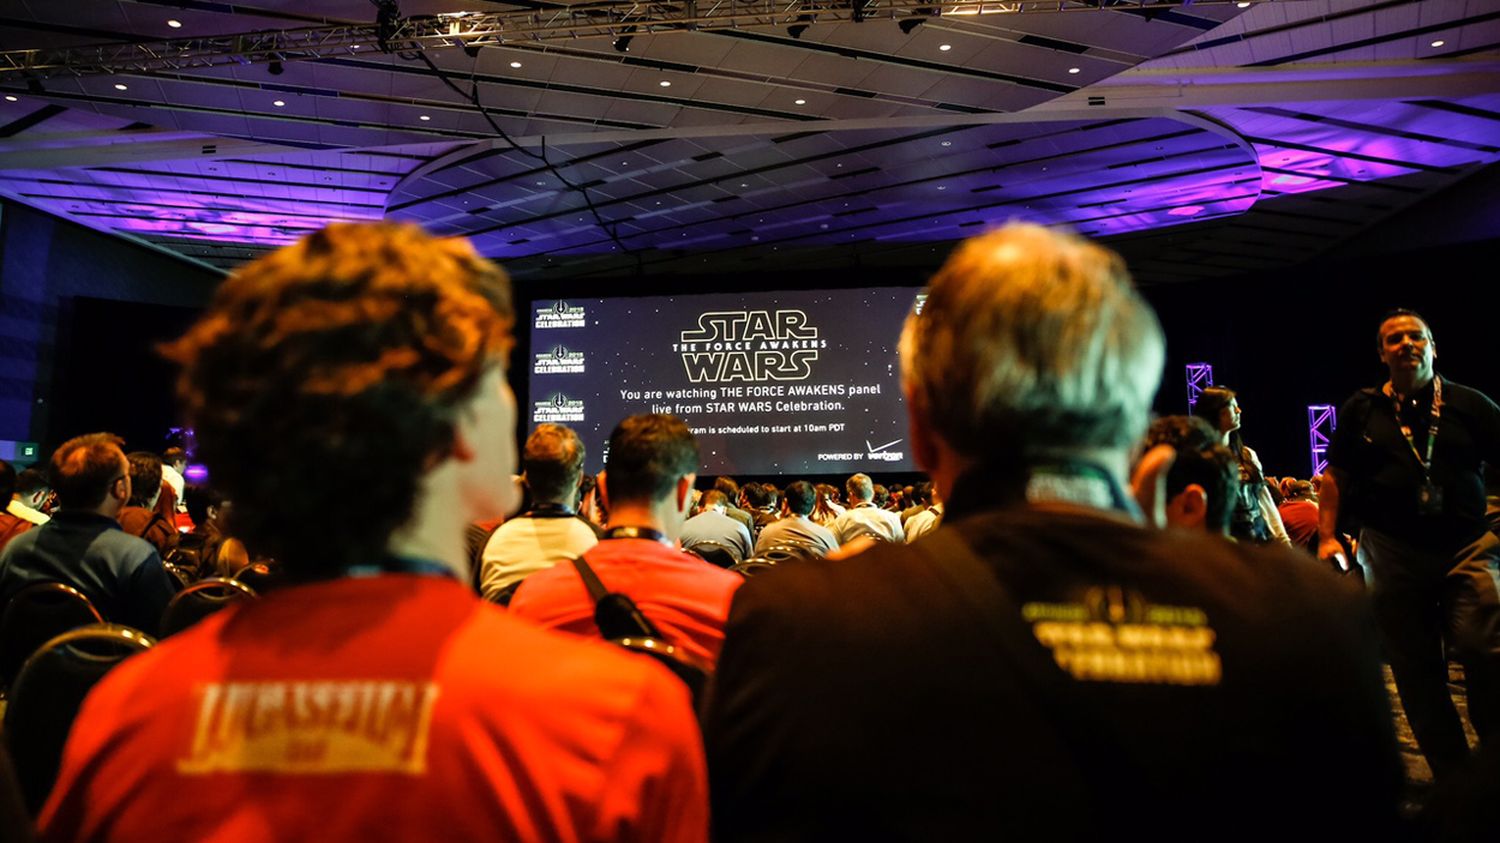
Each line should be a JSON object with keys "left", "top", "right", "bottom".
{"left": 898, "top": 224, "right": 1164, "bottom": 461}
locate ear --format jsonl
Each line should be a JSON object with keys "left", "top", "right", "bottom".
{"left": 676, "top": 474, "right": 696, "bottom": 515}
{"left": 597, "top": 471, "right": 611, "bottom": 511}
{"left": 1165, "top": 484, "right": 1208, "bottom": 530}
{"left": 1130, "top": 444, "right": 1178, "bottom": 529}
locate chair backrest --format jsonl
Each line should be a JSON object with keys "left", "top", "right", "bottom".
{"left": 2, "top": 624, "right": 155, "bottom": 815}
{"left": 729, "top": 558, "right": 779, "bottom": 578}
{"left": 683, "top": 539, "right": 739, "bottom": 568}
{"left": 762, "top": 543, "right": 823, "bottom": 562}
{"left": 159, "top": 577, "right": 257, "bottom": 638}
{"left": 231, "top": 563, "right": 282, "bottom": 594}
{"left": 0, "top": 583, "right": 103, "bottom": 691}
{"left": 161, "top": 560, "right": 194, "bottom": 591}
{"left": 611, "top": 636, "right": 711, "bottom": 711}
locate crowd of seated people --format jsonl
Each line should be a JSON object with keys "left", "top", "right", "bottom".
{"left": 0, "top": 220, "right": 1494, "bottom": 842}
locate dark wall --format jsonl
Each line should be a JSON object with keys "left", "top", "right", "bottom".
{"left": 0, "top": 201, "right": 219, "bottom": 458}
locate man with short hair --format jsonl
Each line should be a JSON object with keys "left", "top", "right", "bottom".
{"left": 714, "top": 476, "right": 756, "bottom": 536}
{"left": 116, "top": 451, "right": 180, "bottom": 558}
{"left": 510, "top": 414, "right": 742, "bottom": 666}
{"left": 478, "top": 423, "right": 600, "bottom": 601}
{"left": 0, "top": 433, "right": 175, "bottom": 632}
{"left": 902, "top": 487, "right": 943, "bottom": 544}
{"left": 753, "top": 481, "right": 837, "bottom": 557}
{"left": 1319, "top": 309, "right": 1500, "bottom": 778}
{"left": 704, "top": 224, "right": 1400, "bottom": 839}
{"left": 743, "top": 483, "right": 780, "bottom": 536}
{"left": 1278, "top": 480, "right": 1320, "bottom": 553}
{"left": 1144, "top": 416, "right": 1240, "bottom": 536}
{"left": 680, "top": 490, "right": 754, "bottom": 564}
{"left": 38, "top": 223, "right": 707, "bottom": 843}
{"left": 160, "top": 446, "right": 188, "bottom": 514}
{"left": 828, "top": 473, "right": 904, "bottom": 544}
{"left": 7, "top": 467, "right": 50, "bottom": 527}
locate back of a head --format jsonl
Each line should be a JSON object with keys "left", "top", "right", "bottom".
{"left": 0, "top": 460, "right": 15, "bottom": 502}
{"left": 900, "top": 224, "right": 1164, "bottom": 463}
{"left": 744, "top": 484, "right": 771, "bottom": 509}
{"left": 125, "top": 452, "right": 163, "bottom": 508}
{"left": 714, "top": 476, "right": 740, "bottom": 501}
{"left": 182, "top": 484, "right": 227, "bottom": 527}
{"left": 1147, "top": 416, "right": 1238, "bottom": 533}
{"left": 523, "top": 424, "right": 585, "bottom": 506}
{"left": 1145, "top": 416, "right": 1219, "bottom": 453}
{"left": 700, "top": 489, "right": 728, "bottom": 511}
{"left": 162, "top": 447, "right": 187, "bottom": 469}
{"left": 16, "top": 468, "right": 47, "bottom": 499}
{"left": 783, "top": 481, "right": 816, "bottom": 517}
{"left": 846, "top": 473, "right": 873, "bottom": 502}
{"left": 161, "top": 222, "right": 514, "bottom": 579}
{"left": 604, "top": 414, "right": 700, "bottom": 506}
{"left": 49, "top": 433, "right": 126, "bottom": 511}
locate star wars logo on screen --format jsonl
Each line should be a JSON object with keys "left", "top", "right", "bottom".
{"left": 533, "top": 393, "right": 585, "bottom": 423}
{"left": 534, "top": 300, "right": 586, "bottom": 329}
{"left": 673, "top": 310, "right": 828, "bottom": 383}
{"left": 533, "top": 345, "right": 585, "bottom": 375}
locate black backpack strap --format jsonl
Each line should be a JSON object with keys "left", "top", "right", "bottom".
{"left": 570, "top": 556, "right": 663, "bottom": 640}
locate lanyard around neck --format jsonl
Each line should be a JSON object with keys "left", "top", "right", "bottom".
{"left": 1383, "top": 375, "right": 1442, "bottom": 477}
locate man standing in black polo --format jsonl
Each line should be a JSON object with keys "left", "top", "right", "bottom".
{"left": 1320, "top": 309, "right": 1500, "bottom": 778}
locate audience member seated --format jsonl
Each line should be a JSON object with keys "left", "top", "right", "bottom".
{"left": 1278, "top": 480, "right": 1321, "bottom": 554}
{"left": 753, "top": 481, "right": 837, "bottom": 557}
{"left": 159, "top": 447, "right": 187, "bottom": 514}
{"left": 702, "top": 224, "right": 1401, "bottom": 840}
{"left": 510, "top": 414, "right": 742, "bottom": 667}
{"left": 0, "top": 433, "right": 175, "bottom": 633}
{"left": 903, "top": 487, "right": 943, "bottom": 543}
{"left": 38, "top": 222, "right": 707, "bottom": 843}
{"left": 477, "top": 423, "right": 600, "bottom": 601}
{"left": 116, "top": 451, "right": 181, "bottom": 558}
{"left": 714, "top": 476, "right": 756, "bottom": 536}
{"left": 744, "top": 483, "right": 779, "bottom": 536}
{"left": 901, "top": 481, "right": 932, "bottom": 526}
{"left": 0, "top": 461, "right": 34, "bottom": 554}
{"left": 829, "top": 473, "right": 904, "bottom": 544}
{"left": 173, "top": 484, "right": 249, "bottom": 579}
{"left": 681, "top": 490, "right": 754, "bottom": 563}
{"left": 7, "top": 467, "right": 50, "bottom": 528}
{"left": 1143, "top": 416, "right": 1239, "bottom": 537}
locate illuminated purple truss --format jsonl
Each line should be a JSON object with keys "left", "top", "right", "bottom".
{"left": 1307, "top": 404, "right": 1337, "bottom": 478}
{"left": 1185, "top": 363, "right": 1214, "bottom": 413}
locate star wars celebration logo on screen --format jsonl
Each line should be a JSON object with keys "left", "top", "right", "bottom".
{"left": 533, "top": 344, "right": 585, "bottom": 375}
{"left": 534, "top": 300, "right": 586, "bottom": 330}
{"left": 672, "top": 310, "right": 828, "bottom": 383}
{"left": 533, "top": 393, "right": 585, "bottom": 423}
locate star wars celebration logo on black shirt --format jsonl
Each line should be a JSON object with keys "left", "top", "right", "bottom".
{"left": 533, "top": 392, "right": 585, "bottom": 423}
{"left": 534, "top": 300, "right": 586, "bottom": 329}
{"left": 672, "top": 310, "right": 828, "bottom": 383}
{"left": 533, "top": 344, "right": 585, "bottom": 375}
{"left": 1022, "top": 586, "right": 1222, "bottom": 687}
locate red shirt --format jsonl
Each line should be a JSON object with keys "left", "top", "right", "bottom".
{"left": 509, "top": 539, "right": 742, "bottom": 667}
{"left": 39, "top": 575, "right": 708, "bottom": 843}
{"left": 1277, "top": 499, "right": 1320, "bottom": 550}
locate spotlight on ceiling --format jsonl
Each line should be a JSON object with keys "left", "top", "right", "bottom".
{"left": 788, "top": 14, "right": 814, "bottom": 39}
{"left": 268, "top": 60, "right": 285, "bottom": 75}
{"left": 462, "top": 42, "right": 482, "bottom": 58}
{"left": 898, "top": 18, "right": 924, "bottom": 35}
{"left": 613, "top": 35, "right": 633, "bottom": 52}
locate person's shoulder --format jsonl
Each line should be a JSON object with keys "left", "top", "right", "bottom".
{"left": 1441, "top": 378, "right": 1500, "bottom": 409}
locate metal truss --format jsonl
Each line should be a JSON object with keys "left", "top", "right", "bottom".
{"left": 0, "top": 1, "right": 1274, "bottom": 80}
{"left": 1185, "top": 362, "right": 1214, "bottom": 413}
{"left": 1307, "top": 403, "right": 1336, "bottom": 478}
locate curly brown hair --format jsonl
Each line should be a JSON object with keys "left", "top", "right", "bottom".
{"left": 161, "top": 223, "right": 513, "bottom": 578}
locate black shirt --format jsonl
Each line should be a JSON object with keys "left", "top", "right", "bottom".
{"left": 704, "top": 504, "right": 1401, "bottom": 840}
{"left": 1326, "top": 376, "right": 1500, "bottom": 552}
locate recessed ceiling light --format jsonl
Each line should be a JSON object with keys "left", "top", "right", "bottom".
{"left": 166, "top": 19, "right": 182, "bottom": 28}
{"left": 536, "top": 181, "right": 546, "bottom": 186}
{"left": 936, "top": 185, "right": 947, "bottom": 191}
{"left": 1068, "top": 67, "right": 1081, "bottom": 74}
{"left": 794, "top": 98, "right": 806, "bottom": 105}
{"left": 939, "top": 44, "right": 952, "bottom": 52}
{"left": 940, "top": 140, "right": 952, "bottom": 147}
{"left": 272, "top": 100, "right": 285, "bottom": 107}
{"left": 509, "top": 61, "right": 522, "bottom": 68}
{"left": 419, "top": 114, "right": 431, "bottom": 121}
{"left": 740, "top": 183, "right": 748, "bottom": 188}
{"left": 4, "top": 95, "right": 16, "bottom": 102}
{"left": 114, "top": 83, "right": 128, "bottom": 90}
{"left": 1169, "top": 205, "right": 1205, "bottom": 217}
{"left": 1236, "top": 1, "right": 1250, "bottom": 7}
{"left": 1430, "top": 39, "right": 1446, "bottom": 47}
{"left": 660, "top": 80, "right": 671, "bottom": 87}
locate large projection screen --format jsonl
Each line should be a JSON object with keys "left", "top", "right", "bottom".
{"left": 527, "top": 287, "right": 924, "bottom": 476}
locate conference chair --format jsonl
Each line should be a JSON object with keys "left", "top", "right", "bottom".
{"left": 729, "top": 558, "right": 779, "bottom": 578}
{"left": 161, "top": 559, "right": 194, "bottom": 591}
{"left": 232, "top": 562, "right": 282, "bottom": 594}
{"left": 0, "top": 583, "right": 103, "bottom": 692}
{"left": 2, "top": 624, "right": 155, "bottom": 815}
{"left": 159, "top": 577, "right": 257, "bottom": 638}
{"left": 683, "top": 540, "right": 739, "bottom": 568}
{"left": 762, "top": 543, "right": 823, "bottom": 562}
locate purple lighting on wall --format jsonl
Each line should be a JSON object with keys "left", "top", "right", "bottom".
{"left": 1308, "top": 404, "right": 1337, "bottom": 478}
{"left": 1186, "top": 363, "right": 1214, "bottom": 413}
